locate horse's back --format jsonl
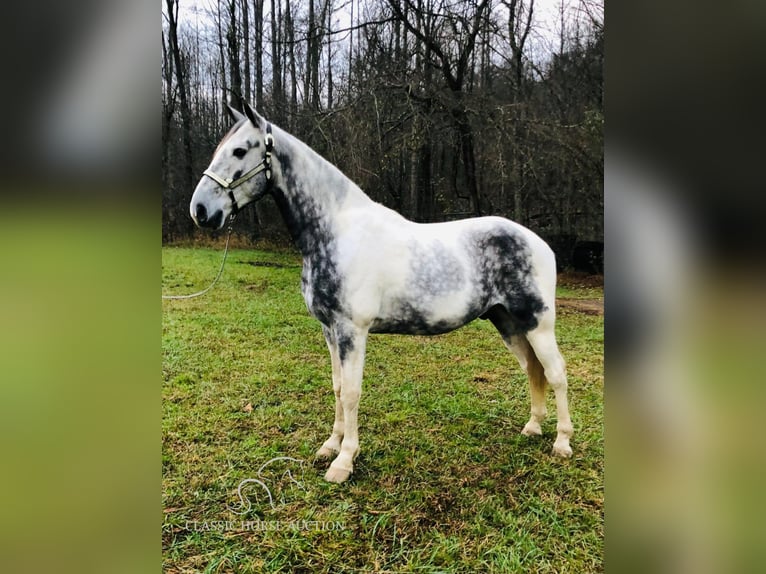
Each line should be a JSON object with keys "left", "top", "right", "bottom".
{"left": 335, "top": 208, "right": 555, "bottom": 335}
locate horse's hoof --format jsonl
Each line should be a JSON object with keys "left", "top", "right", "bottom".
{"left": 552, "top": 442, "right": 573, "bottom": 458}
{"left": 324, "top": 466, "right": 352, "bottom": 483}
{"left": 521, "top": 421, "right": 543, "bottom": 436}
{"left": 315, "top": 446, "right": 337, "bottom": 459}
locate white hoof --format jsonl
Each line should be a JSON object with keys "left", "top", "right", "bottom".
{"left": 521, "top": 420, "right": 543, "bottom": 436}
{"left": 315, "top": 445, "right": 338, "bottom": 459}
{"left": 324, "top": 465, "right": 352, "bottom": 483}
{"left": 552, "top": 441, "right": 573, "bottom": 458}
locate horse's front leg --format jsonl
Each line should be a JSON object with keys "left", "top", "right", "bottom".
{"left": 316, "top": 326, "right": 344, "bottom": 459}
{"left": 325, "top": 323, "right": 368, "bottom": 484}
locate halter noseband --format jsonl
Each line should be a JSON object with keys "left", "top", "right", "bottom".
{"left": 202, "top": 123, "right": 274, "bottom": 215}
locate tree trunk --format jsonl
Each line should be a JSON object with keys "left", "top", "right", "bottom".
{"left": 348, "top": 0, "right": 354, "bottom": 95}
{"left": 241, "top": 0, "right": 250, "bottom": 102}
{"left": 455, "top": 108, "right": 481, "bottom": 216}
{"left": 408, "top": 118, "right": 419, "bottom": 221}
{"left": 305, "top": 0, "right": 315, "bottom": 109}
{"left": 271, "top": 0, "right": 283, "bottom": 119}
{"left": 164, "top": 0, "right": 195, "bottom": 203}
{"left": 216, "top": 0, "right": 229, "bottom": 114}
{"left": 161, "top": 28, "right": 175, "bottom": 240}
{"left": 254, "top": 0, "right": 264, "bottom": 108}
{"left": 417, "top": 129, "right": 433, "bottom": 221}
{"left": 285, "top": 0, "right": 297, "bottom": 126}
{"left": 506, "top": 0, "right": 534, "bottom": 223}
{"left": 227, "top": 0, "right": 243, "bottom": 104}
{"left": 326, "top": 0, "right": 333, "bottom": 109}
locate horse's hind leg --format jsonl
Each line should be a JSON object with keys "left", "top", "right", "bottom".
{"left": 526, "top": 322, "right": 574, "bottom": 457}
{"left": 316, "top": 326, "right": 344, "bottom": 459}
{"left": 486, "top": 306, "right": 548, "bottom": 438}
{"left": 510, "top": 336, "right": 549, "bottom": 437}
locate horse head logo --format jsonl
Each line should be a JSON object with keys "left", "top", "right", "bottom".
{"left": 228, "top": 456, "right": 306, "bottom": 515}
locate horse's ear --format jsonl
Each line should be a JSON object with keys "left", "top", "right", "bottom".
{"left": 226, "top": 103, "right": 246, "bottom": 122}
{"left": 243, "top": 101, "right": 265, "bottom": 129}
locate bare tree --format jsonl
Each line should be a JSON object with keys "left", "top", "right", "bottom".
{"left": 285, "top": 0, "right": 297, "bottom": 124}
{"left": 226, "top": 0, "right": 243, "bottom": 103}
{"left": 388, "top": 0, "right": 492, "bottom": 216}
{"left": 504, "top": 0, "right": 535, "bottom": 223}
{"left": 326, "top": 0, "right": 334, "bottom": 109}
{"left": 164, "top": 0, "right": 195, "bottom": 198}
{"left": 271, "top": 0, "right": 284, "bottom": 119}
{"left": 241, "top": 0, "right": 251, "bottom": 102}
{"left": 254, "top": 0, "right": 264, "bottom": 108}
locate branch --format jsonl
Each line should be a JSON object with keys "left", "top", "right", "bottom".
{"left": 274, "top": 16, "right": 399, "bottom": 46}
{"left": 455, "top": 0, "right": 491, "bottom": 86}
{"left": 519, "top": 0, "right": 535, "bottom": 52}
{"left": 388, "top": 0, "right": 458, "bottom": 90}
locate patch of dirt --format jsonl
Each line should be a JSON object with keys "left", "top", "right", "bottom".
{"left": 237, "top": 260, "right": 300, "bottom": 269}
{"left": 556, "top": 298, "right": 603, "bottom": 315}
{"left": 558, "top": 271, "right": 604, "bottom": 288}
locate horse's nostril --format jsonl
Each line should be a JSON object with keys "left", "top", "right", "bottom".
{"left": 195, "top": 203, "right": 207, "bottom": 224}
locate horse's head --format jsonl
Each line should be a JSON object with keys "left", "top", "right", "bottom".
{"left": 190, "top": 103, "right": 274, "bottom": 229}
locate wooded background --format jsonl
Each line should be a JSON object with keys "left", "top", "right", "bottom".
{"left": 162, "top": 0, "right": 603, "bottom": 270}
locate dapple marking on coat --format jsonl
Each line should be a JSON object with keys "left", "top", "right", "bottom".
{"left": 190, "top": 103, "right": 573, "bottom": 483}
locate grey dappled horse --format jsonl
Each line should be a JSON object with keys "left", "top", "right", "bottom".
{"left": 190, "top": 103, "right": 573, "bottom": 483}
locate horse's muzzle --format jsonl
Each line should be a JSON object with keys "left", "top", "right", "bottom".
{"left": 192, "top": 203, "right": 224, "bottom": 229}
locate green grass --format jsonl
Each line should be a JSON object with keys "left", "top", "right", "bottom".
{"left": 162, "top": 246, "right": 604, "bottom": 573}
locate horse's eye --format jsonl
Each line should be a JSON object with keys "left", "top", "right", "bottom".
{"left": 233, "top": 147, "right": 247, "bottom": 159}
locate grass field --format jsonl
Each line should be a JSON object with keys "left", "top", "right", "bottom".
{"left": 162, "top": 245, "right": 603, "bottom": 573}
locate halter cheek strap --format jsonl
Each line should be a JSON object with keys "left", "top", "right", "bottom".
{"left": 203, "top": 123, "right": 274, "bottom": 215}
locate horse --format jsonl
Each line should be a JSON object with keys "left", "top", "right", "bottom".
{"left": 190, "top": 103, "right": 574, "bottom": 483}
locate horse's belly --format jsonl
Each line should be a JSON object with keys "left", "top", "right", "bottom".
{"left": 369, "top": 318, "right": 466, "bottom": 336}
{"left": 369, "top": 296, "right": 483, "bottom": 335}
{"left": 364, "top": 246, "right": 485, "bottom": 335}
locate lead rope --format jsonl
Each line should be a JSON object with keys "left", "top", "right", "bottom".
{"left": 162, "top": 215, "right": 235, "bottom": 300}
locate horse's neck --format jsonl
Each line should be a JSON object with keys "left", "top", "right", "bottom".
{"left": 270, "top": 128, "right": 370, "bottom": 257}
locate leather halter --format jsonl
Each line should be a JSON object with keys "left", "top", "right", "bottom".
{"left": 202, "top": 123, "right": 274, "bottom": 215}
